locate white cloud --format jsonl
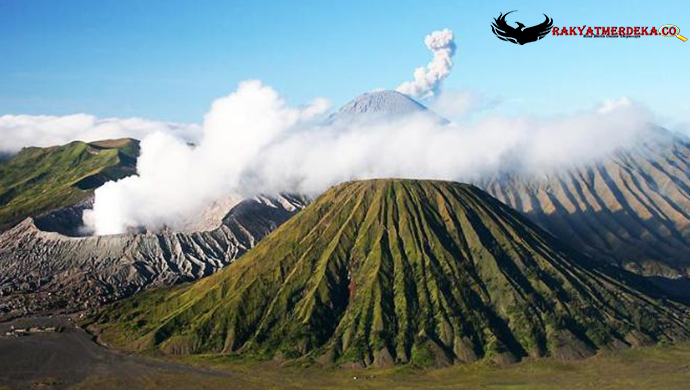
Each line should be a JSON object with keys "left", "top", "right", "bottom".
{"left": 84, "top": 78, "right": 654, "bottom": 235}
{"left": 598, "top": 97, "right": 632, "bottom": 114}
{"left": 0, "top": 113, "right": 201, "bottom": 153}
{"left": 246, "top": 95, "right": 653, "bottom": 193}
{"left": 428, "top": 89, "right": 505, "bottom": 122}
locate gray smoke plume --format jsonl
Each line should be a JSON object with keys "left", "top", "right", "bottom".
{"left": 397, "top": 29, "right": 456, "bottom": 99}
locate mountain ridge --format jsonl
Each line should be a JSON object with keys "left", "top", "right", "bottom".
{"left": 479, "top": 130, "right": 690, "bottom": 277}
{"left": 0, "top": 138, "right": 139, "bottom": 232}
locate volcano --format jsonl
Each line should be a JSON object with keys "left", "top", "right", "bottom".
{"left": 92, "top": 179, "right": 690, "bottom": 367}
{"left": 331, "top": 92, "right": 690, "bottom": 279}
{"left": 326, "top": 90, "right": 447, "bottom": 124}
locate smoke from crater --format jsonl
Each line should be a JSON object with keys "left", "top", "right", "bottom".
{"left": 396, "top": 28, "right": 456, "bottom": 99}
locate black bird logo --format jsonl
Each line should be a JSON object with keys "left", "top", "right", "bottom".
{"left": 492, "top": 11, "right": 553, "bottom": 45}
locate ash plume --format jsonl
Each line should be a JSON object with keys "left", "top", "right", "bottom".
{"left": 396, "top": 29, "right": 456, "bottom": 99}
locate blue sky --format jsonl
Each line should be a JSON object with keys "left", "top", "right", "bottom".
{"left": 1, "top": 0, "right": 688, "bottom": 126}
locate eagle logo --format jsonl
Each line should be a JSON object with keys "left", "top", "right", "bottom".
{"left": 491, "top": 11, "right": 553, "bottom": 45}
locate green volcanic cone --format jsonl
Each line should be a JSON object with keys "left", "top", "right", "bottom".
{"left": 92, "top": 179, "right": 690, "bottom": 367}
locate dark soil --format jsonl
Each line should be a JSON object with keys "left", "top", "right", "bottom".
{"left": 0, "top": 316, "right": 231, "bottom": 389}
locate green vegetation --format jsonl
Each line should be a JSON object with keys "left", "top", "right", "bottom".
{"left": 90, "top": 179, "right": 690, "bottom": 368}
{"left": 0, "top": 138, "right": 139, "bottom": 230}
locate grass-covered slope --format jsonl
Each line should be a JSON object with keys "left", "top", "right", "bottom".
{"left": 92, "top": 179, "right": 690, "bottom": 367}
{"left": 0, "top": 138, "right": 139, "bottom": 231}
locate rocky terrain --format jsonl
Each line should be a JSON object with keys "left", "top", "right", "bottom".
{"left": 0, "top": 194, "right": 308, "bottom": 320}
{"left": 90, "top": 180, "right": 690, "bottom": 368}
{"left": 478, "top": 129, "right": 690, "bottom": 277}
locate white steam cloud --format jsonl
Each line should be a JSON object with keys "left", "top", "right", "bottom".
{"left": 80, "top": 29, "right": 654, "bottom": 235}
{"left": 84, "top": 80, "right": 653, "bottom": 235}
{"left": 397, "top": 29, "right": 456, "bottom": 99}
{"left": 83, "top": 81, "right": 330, "bottom": 235}
{"left": 0, "top": 114, "right": 200, "bottom": 154}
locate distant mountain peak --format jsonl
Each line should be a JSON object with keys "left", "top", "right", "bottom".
{"left": 338, "top": 90, "right": 426, "bottom": 115}
{"left": 327, "top": 90, "right": 448, "bottom": 124}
